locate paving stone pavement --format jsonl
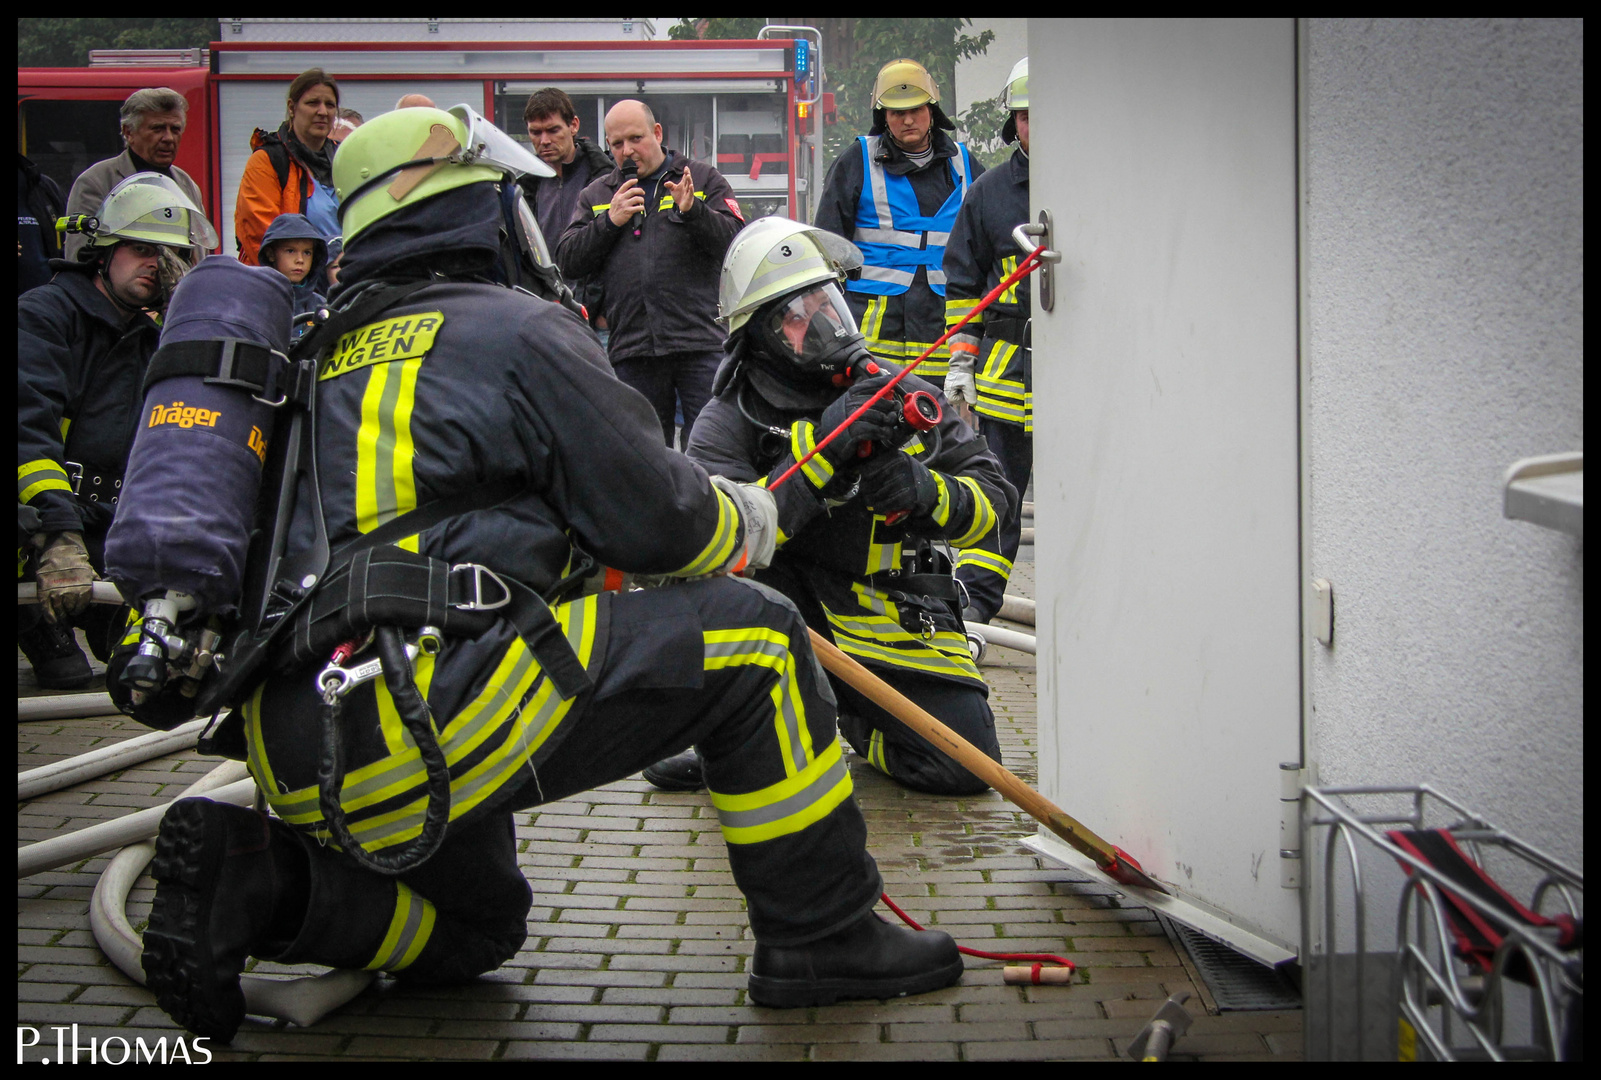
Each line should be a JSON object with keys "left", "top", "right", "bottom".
{"left": 19, "top": 556, "right": 1302, "bottom": 1061}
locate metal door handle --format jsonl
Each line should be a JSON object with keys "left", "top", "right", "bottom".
{"left": 1011, "top": 209, "right": 1062, "bottom": 313}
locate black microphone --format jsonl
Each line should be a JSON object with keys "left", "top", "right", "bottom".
{"left": 618, "top": 160, "right": 644, "bottom": 234}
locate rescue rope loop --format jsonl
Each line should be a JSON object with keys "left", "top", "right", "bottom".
{"left": 316, "top": 626, "right": 451, "bottom": 875}
{"left": 772, "top": 246, "right": 1046, "bottom": 493}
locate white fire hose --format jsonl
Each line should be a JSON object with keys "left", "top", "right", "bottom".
{"left": 20, "top": 735, "right": 375, "bottom": 1026}
{"left": 18, "top": 717, "right": 210, "bottom": 800}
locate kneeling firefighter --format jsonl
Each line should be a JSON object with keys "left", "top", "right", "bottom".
{"left": 644, "top": 217, "right": 1015, "bottom": 797}
{"left": 105, "top": 105, "right": 962, "bottom": 1043}
{"left": 18, "top": 172, "right": 217, "bottom": 690}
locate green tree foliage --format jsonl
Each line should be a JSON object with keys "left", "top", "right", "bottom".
{"left": 18, "top": 17, "right": 215, "bottom": 67}
{"left": 668, "top": 19, "right": 1008, "bottom": 173}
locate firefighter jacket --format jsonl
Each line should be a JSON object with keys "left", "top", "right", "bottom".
{"left": 18, "top": 262, "right": 160, "bottom": 539}
{"left": 685, "top": 363, "right": 1014, "bottom": 690}
{"left": 555, "top": 150, "right": 744, "bottom": 362}
{"left": 943, "top": 146, "right": 1032, "bottom": 432}
{"left": 815, "top": 130, "right": 984, "bottom": 380}
{"left": 240, "top": 187, "right": 760, "bottom": 852}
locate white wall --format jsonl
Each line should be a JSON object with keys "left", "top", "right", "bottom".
{"left": 1302, "top": 19, "right": 1585, "bottom": 872}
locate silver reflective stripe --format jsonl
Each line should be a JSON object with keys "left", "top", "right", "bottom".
{"left": 926, "top": 231, "right": 951, "bottom": 247}
{"left": 862, "top": 136, "right": 895, "bottom": 231}
{"left": 371, "top": 888, "right": 428, "bottom": 970}
{"left": 951, "top": 144, "right": 970, "bottom": 193}
{"left": 856, "top": 227, "right": 923, "bottom": 247}
{"left": 712, "top": 752, "right": 849, "bottom": 833}
{"left": 860, "top": 265, "right": 916, "bottom": 286}
{"left": 927, "top": 269, "right": 948, "bottom": 286}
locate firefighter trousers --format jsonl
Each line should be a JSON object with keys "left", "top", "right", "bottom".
{"left": 256, "top": 575, "right": 884, "bottom": 983}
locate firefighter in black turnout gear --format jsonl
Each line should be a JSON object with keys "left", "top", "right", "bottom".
{"left": 944, "top": 58, "right": 1034, "bottom": 624}
{"left": 644, "top": 218, "right": 1014, "bottom": 798}
{"left": 137, "top": 107, "right": 962, "bottom": 1043}
{"left": 17, "top": 173, "right": 217, "bottom": 688}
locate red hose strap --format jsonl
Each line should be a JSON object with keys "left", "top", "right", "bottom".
{"left": 879, "top": 892, "right": 1076, "bottom": 975}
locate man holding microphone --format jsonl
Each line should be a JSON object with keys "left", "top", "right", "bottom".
{"left": 557, "top": 99, "right": 744, "bottom": 447}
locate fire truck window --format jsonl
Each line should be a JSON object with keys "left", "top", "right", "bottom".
{"left": 20, "top": 99, "right": 125, "bottom": 197}
{"left": 715, "top": 95, "right": 790, "bottom": 220}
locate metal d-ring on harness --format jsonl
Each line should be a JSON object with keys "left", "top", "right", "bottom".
{"left": 315, "top": 624, "right": 451, "bottom": 875}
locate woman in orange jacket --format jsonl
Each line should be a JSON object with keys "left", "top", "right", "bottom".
{"left": 234, "top": 68, "right": 343, "bottom": 265}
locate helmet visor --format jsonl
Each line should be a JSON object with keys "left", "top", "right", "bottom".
{"left": 762, "top": 283, "right": 860, "bottom": 364}
{"left": 447, "top": 103, "right": 556, "bottom": 180}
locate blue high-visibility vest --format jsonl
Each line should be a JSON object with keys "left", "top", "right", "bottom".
{"left": 847, "top": 135, "right": 973, "bottom": 298}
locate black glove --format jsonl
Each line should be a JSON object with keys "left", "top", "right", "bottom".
{"left": 860, "top": 451, "right": 940, "bottom": 518}
{"left": 814, "top": 373, "right": 901, "bottom": 466}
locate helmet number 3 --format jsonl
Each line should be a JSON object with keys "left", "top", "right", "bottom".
{"left": 779, "top": 244, "right": 793, "bottom": 258}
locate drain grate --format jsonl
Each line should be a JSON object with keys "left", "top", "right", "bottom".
{"left": 1160, "top": 915, "right": 1302, "bottom": 1011}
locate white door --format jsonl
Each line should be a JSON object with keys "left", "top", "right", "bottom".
{"left": 1027, "top": 18, "right": 1303, "bottom": 954}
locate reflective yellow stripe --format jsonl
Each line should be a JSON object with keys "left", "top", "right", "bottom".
{"left": 59, "top": 417, "right": 72, "bottom": 441}
{"left": 864, "top": 517, "right": 899, "bottom": 575}
{"left": 929, "top": 472, "right": 952, "bottom": 527}
{"left": 355, "top": 357, "right": 423, "bottom": 536}
{"left": 999, "top": 256, "right": 1021, "bottom": 304}
{"left": 868, "top": 729, "right": 889, "bottom": 773}
{"left": 671, "top": 486, "right": 740, "bottom": 577}
{"left": 945, "top": 295, "right": 982, "bottom": 331}
{"left": 366, "top": 882, "right": 436, "bottom": 971}
{"left": 789, "top": 421, "right": 835, "bottom": 490}
{"left": 252, "top": 596, "right": 600, "bottom": 849}
{"left": 703, "top": 627, "right": 814, "bottom": 776}
{"left": 824, "top": 607, "right": 982, "bottom": 682}
{"left": 592, "top": 204, "right": 611, "bottom": 213}
{"left": 18, "top": 459, "right": 72, "bottom": 504}
{"left": 708, "top": 739, "right": 853, "bottom": 845}
{"left": 956, "top": 548, "right": 1013, "bottom": 577}
{"left": 949, "top": 476, "right": 997, "bottom": 548}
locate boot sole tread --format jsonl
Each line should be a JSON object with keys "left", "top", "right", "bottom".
{"left": 142, "top": 799, "right": 247, "bottom": 1042}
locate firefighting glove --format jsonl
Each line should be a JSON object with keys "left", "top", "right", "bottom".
{"left": 34, "top": 530, "right": 96, "bottom": 624}
{"left": 860, "top": 451, "right": 941, "bottom": 519}
{"left": 814, "top": 372, "right": 901, "bottom": 467}
{"left": 945, "top": 333, "right": 981, "bottom": 408}
{"left": 710, "top": 475, "right": 778, "bottom": 573}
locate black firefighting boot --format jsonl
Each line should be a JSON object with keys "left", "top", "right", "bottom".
{"left": 143, "top": 798, "right": 310, "bottom": 1043}
{"left": 642, "top": 748, "right": 705, "bottom": 792}
{"left": 747, "top": 909, "right": 964, "bottom": 1007}
{"left": 17, "top": 617, "right": 94, "bottom": 692}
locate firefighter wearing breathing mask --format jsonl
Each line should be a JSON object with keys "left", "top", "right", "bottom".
{"left": 815, "top": 58, "right": 983, "bottom": 388}
{"left": 138, "top": 107, "right": 963, "bottom": 1044}
{"left": 17, "top": 172, "right": 216, "bottom": 690}
{"left": 642, "top": 217, "right": 1013, "bottom": 799}
{"left": 943, "top": 58, "right": 1034, "bottom": 626}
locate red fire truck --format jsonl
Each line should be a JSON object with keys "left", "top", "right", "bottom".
{"left": 19, "top": 21, "right": 829, "bottom": 256}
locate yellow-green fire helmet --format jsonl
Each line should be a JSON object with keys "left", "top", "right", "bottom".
{"left": 1004, "top": 57, "right": 1029, "bottom": 110}
{"left": 87, "top": 172, "right": 218, "bottom": 254}
{"left": 333, "top": 103, "right": 554, "bottom": 245}
{"left": 719, "top": 217, "right": 863, "bottom": 337}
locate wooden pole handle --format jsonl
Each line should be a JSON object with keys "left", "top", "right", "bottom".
{"left": 805, "top": 628, "right": 1117, "bottom": 865}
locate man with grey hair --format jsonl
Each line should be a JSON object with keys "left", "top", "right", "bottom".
{"left": 63, "top": 88, "right": 209, "bottom": 262}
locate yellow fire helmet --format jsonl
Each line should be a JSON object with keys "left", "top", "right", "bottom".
{"left": 873, "top": 58, "right": 940, "bottom": 111}
{"left": 718, "top": 216, "right": 863, "bottom": 337}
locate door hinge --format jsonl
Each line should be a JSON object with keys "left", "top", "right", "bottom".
{"left": 1279, "top": 762, "right": 1310, "bottom": 889}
